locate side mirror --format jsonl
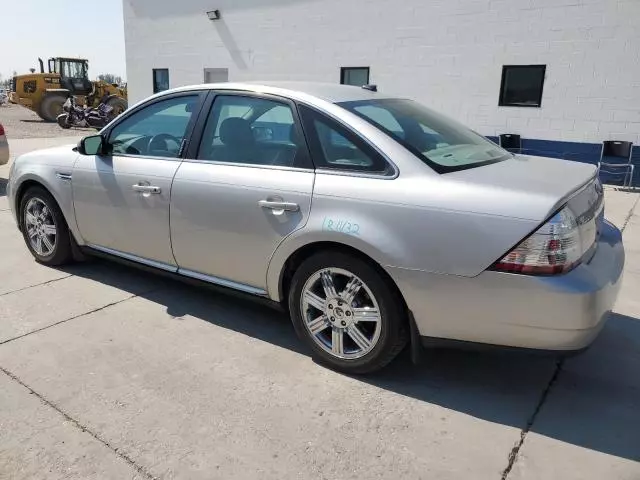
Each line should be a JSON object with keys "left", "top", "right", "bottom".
{"left": 78, "top": 134, "right": 104, "bottom": 155}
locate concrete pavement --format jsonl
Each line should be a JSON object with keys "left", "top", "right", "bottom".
{"left": 0, "top": 137, "right": 638, "bottom": 479}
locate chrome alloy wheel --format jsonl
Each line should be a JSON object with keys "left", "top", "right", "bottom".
{"left": 300, "top": 268, "right": 382, "bottom": 359}
{"left": 24, "top": 197, "right": 57, "bottom": 257}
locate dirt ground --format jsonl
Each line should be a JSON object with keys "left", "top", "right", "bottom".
{"left": 0, "top": 103, "right": 93, "bottom": 139}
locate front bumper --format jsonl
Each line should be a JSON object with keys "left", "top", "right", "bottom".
{"left": 389, "top": 220, "right": 624, "bottom": 352}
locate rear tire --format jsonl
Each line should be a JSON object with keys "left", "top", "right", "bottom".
{"left": 106, "top": 96, "right": 127, "bottom": 117}
{"left": 288, "top": 251, "right": 407, "bottom": 374}
{"left": 39, "top": 93, "right": 67, "bottom": 122}
{"left": 19, "top": 187, "right": 73, "bottom": 266}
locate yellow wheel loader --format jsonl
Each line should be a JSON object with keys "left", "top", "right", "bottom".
{"left": 10, "top": 57, "right": 127, "bottom": 122}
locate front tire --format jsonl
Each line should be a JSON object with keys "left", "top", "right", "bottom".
{"left": 57, "top": 113, "right": 71, "bottom": 129}
{"left": 106, "top": 96, "right": 127, "bottom": 117}
{"left": 288, "top": 251, "right": 407, "bottom": 374}
{"left": 19, "top": 187, "right": 73, "bottom": 266}
{"left": 39, "top": 93, "right": 67, "bottom": 122}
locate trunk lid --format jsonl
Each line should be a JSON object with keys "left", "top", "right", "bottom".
{"left": 447, "top": 154, "right": 599, "bottom": 221}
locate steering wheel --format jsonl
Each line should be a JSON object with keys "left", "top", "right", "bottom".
{"left": 147, "top": 133, "right": 181, "bottom": 157}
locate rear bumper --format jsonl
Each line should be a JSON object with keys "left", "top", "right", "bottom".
{"left": 390, "top": 220, "right": 624, "bottom": 352}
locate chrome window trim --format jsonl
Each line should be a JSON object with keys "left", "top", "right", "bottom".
{"left": 182, "top": 158, "right": 313, "bottom": 173}
{"left": 105, "top": 152, "right": 184, "bottom": 162}
{"left": 314, "top": 167, "right": 398, "bottom": 180}
{"left": 178, "top": 268, "right": 267, "bottom": 296}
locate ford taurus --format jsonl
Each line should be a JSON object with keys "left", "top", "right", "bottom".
{"left": 7, "top": 82, "right": 624, "bottom": 373}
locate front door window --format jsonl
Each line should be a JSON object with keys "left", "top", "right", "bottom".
{"left": 107, "top": 95, "right": 199, "bottom": 158}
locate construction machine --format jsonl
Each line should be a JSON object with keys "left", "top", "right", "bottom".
{"left": 10, "top": 57, "right": 128, "bottom": 122}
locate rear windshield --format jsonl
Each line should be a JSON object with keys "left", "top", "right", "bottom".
{"left": 338, "top": 98, "right": 511, "bottom": 173}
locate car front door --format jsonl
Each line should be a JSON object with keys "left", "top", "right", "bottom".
{"left": 170, "top": 92, "right": 315, "bottom": 293}
{"left": 72, "top": 92, "right": 204, "bottom": 268}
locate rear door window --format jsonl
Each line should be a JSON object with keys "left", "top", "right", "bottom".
{"left": 197, "top": 94, "right": 311, "bottom": 168}
{"left": 298, "top": 104, "right": 391, "bottom": 174}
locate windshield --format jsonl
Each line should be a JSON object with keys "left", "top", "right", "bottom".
{"left": 61, "top": 60, "right": 87, "bottom": 78}
{"left": 338, "top": 98, "right": 510, "bottom": 172}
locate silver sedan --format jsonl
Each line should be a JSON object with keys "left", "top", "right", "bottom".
{"left": 7, "top": 82, "right": 624, "bottom": 373}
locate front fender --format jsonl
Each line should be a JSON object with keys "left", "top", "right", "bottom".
{"left": 9, "top": 152, "right": 83, "bottom": 244}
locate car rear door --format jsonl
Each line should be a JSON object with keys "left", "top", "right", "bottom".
{"left": 170, "top": 92, "right": 314, "bottom": 293}
{"left": 72, "top": 91, "right": 206, "bottom": 268}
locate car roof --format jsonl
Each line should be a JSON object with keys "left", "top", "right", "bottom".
{"left": 166, "top": 81, "right": 397, "bottom": 104}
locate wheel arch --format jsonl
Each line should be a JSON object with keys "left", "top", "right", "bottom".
{"left": 271, "top": 239, "right": 408, "bottom": 314}
{"left": 13, "top": 177, "right": 80, "bottom": 243}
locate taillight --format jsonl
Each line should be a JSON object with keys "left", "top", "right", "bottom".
{"left": 493, "top": 205, "right": 584, "bottom": 275}
{"left": 0, "top": 123, "right": 4, "bottom": 136}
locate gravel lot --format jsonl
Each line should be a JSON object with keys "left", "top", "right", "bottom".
{"left": 0, "top": 103, "right": 94, "bottom": 139}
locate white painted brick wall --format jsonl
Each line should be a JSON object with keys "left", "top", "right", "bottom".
{"left": 123, "top": 0, "right": 640, "bottom": 144}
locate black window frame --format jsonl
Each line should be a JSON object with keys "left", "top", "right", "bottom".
{"left": 297, "top": 103, "right": 394, "bottom": 176}
{"left": 152, "top": 68, "right": 170, "bottom": 94}
{"left": 498, "top": 65, "right": 546, "bottom": 108}
{"left": 340, "top": 67, "right": 370, "bottom": 86}
{"left": 100, "top": 90, "right": 207, "bottom": 159}
{"left": 190, "top": 90, "right": 314, "bottom": 170}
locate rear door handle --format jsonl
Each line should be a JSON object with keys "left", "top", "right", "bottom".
{"left": 258, "top": 200, "right": 300, "bottom": 212}
{"left": 132, "top": 184, "right": 161, "bottom": 194}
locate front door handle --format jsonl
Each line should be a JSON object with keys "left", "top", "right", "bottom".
{"left": 132, "top": 184, "right": 161, "bottom": 194}
{"left": 258, "top": 200, "right": 300, "bottom": 212}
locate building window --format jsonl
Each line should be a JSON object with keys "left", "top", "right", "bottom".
{"left": 340, "top": 67, "right": 370, "bottom": 87}
{"left": 499, "top": 65, "right": 546, "bottom": 107}
{"left": 152, "top": 68, "right": 170, "bottom": 94}
{"left": 203, "top": 68, "right": 229, "bottom": 83}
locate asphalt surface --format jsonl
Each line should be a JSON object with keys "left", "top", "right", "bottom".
{"left": 0, "top": 135, "right": 639, "bottom": 479}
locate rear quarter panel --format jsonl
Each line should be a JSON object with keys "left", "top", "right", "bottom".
{"left": 266, "top": 171, "right": 539, "bottom": 301}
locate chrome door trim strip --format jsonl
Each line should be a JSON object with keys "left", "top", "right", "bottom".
{"left": 178, "top": 268, "right": 268, "bottom": 296}
{"left": 182, "top": 158, "right": 313, "bottom": 173}
{"left": 87, "top": 244, "right": 178, "bottom": 272}
{"left": 86, "top": 245, "right": 267, "bottom": 296}
{"left": 105, "top": 153, "right": 183, "bottom": 162}
{"left": 314, "top": 168, "right": 399, "bottom": 180}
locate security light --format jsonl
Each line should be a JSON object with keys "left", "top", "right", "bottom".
{"left": 206, "top": 10, "right": 221, "bottom": 20}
